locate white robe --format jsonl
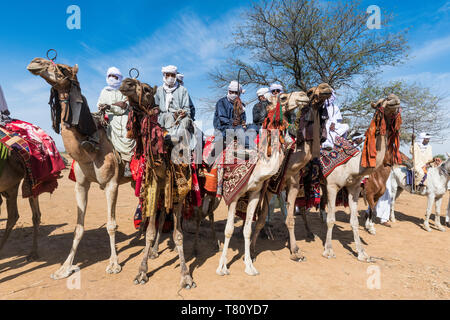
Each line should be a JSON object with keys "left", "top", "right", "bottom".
{"left": 97, "top": 88, "right": 136, "bottom": 162}
{"left": 322, "top": 103, "right": 349, "bottom": 149}
{"left": 374, "top": 171, "right": 393, "bottom": 223}
{"left": 410, "top": 142, "right": 433, "bottom": 184}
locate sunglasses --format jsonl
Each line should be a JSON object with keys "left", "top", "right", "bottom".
{"left": 271, "top": 89, "right": 281, "bottom": 93}
{"left": 228, "top": 90, "right": 239, "bottom": 95}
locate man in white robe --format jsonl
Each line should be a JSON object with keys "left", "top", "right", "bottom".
{"left": 410, "top": 132, "right": 433, "bottom": 187}
{"left": 155, "top": 65, "right": 194, "bottom": 153}
{"left": 322, "top": 92, "right": 349, "bottom": 150}
{"left": 97, "top": 67, "right": 136, "bottom": 177}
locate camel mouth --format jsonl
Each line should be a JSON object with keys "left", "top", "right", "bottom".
{"left": 27, "top": 63, "right": 45, "bottom": 75}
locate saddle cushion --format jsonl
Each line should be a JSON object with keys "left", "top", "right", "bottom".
{"left": 320, "top": 136, "right": 359, "bottom": 178}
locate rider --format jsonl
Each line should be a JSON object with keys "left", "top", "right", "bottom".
{"left": 213, "top": 80, "right": 250, "bottom": 148}
{"left": 155, "top": 65, "right": 194, "bottom": 151}
{"left": 97, "top": 67, "right": 135, "bottom": 177}
{"left": 321, "top": 90, "right": 349, "bottom": 150}
{"left": 250, "top": 87, "right": 269, "bottom": 132}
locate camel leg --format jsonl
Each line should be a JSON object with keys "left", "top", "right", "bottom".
{"left": 51, "top": 181, "right": 90, "bottom": 280}
{"left": 349, "top": 185, "right": 372, "bottom": 262}
{"left": 434, "top": 196, "right": 445, "bottom": 232}
{"left": 300, "top": 208, "right": 314, "bottom": 240}
{"left": 286, "top": 184, "right": 306, "bottom": 262}
{"left": 243, "top": 191, "right": 260, "bottom": 276}
{"left": 134, "top": 213, "right": 157, "bottom": 284}
{"left": 104, "top": 181, "right": 121, "bottom": 274}
{"left": 193, "top": 196, "right": 210, "bottom": 256}
{"left": 207, "top": 195, "right": 220, "bottom": 251}
{"left": 390, "top": 189, "right": 402, "bottom": 223}
{"left": 150, "top": 210, "right": 166, "bottom": 259}
{"left": 216, "top": 201, "right": 237, "bottom": 276}
{"left": 173, "top": 203, "right": 196, "bottom": 289}
{"left": 0, "top": 185, "right": 20, "bottom": 254}
{"left": 250, "top": 192, "right": 270, "bottom": 260}
{"left": 319, "top": 184, "right": 328, "bottom": 223}
{"left": 364, "top": 195, "right": 377, "bottom": 235}
{"left": 424, "top": 193, "right": 435, "bottom": 232}
{"left": 446, "top": 197, "right": 450, "bottom": 228}
{"left": 27, "top": 196, "right": 41, "bottom": 261}
{"left": 323, "top": 185, "right": 337, "bottom": 259}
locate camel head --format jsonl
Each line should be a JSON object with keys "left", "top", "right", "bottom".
{"left": 307, "top": 83, "right": 333, "bottom": 107}
{"left": 371, "top": 93, "right": 401, "bottom": 122}
{"left": 27, "top": 57, "right": 78, "bottom": 92}
{"left": 267, "top": 91, "right": 309, "bottom": 113}
{"left": 119, "top": 78, "right": 157, "bottom": 109}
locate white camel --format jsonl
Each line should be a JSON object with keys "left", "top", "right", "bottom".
{"left": 322, "top": 94, "right": 401, "bottom": 262}
{"left": 216, "top": 91, "right": 309, "bottom": 276}
{"left": 390, "top": 153, "right": 450, "bottom": 232}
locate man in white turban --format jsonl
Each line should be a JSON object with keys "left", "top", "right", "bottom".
{"left": 410, "top": 132, "right": 434, "bottom": 187}
{"left": 269, "top": 83, "right": 284, "bottom": 96}
{"left": 321, "top": 91, "right": 349, "bottom": 150}
{"left": 97, "top": 67, "right": 136, "bottom": 177}
{"left": 155, "top": 65, "right": 194, "bottom": 149}
{"left": 251, "top": 87, "right": 269, "bottom": 130}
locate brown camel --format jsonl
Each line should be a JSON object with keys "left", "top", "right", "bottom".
{"left": 119, "top": 77, "right": 195, "bottom": 289}
{"left": 0, "top": 153, "right": 41, "bottom": 261}
{"left": 27, "top": 57, "right": 132, "bottom": 279}
{"left": 322, "top": 94, "right": 401, "bottom": 262}
{"left": 250, "top": 83, "right": 333, "bottom": 262}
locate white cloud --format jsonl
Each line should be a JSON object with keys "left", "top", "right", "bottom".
{"left": 410, "top": 34, "right": 450, "bottom": 62}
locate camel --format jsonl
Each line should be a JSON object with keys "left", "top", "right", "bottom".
{"left": 322, "top": 94, "right": 401, "bottom": 262}
{"left": 216, "top": 90, "right": 310, "bottom": 276}
{"left": 119, "top": 77, "right": 195, "bottom": 288}
{"left": 391, "top": 153, "right": 450, "bottom": 232}
{"left": 250, "top": 83, "right": 333, "bottom": 262}
{"left": 27, "top": 57, "right": 132, "bottom": 279}
{"left": 0, "top": 153, "right": 41, "bottom": 260}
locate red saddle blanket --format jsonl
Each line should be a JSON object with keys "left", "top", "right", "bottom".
{"left": 320, "top": 136, "right": 359, "bottom": 178}
{"left": 0, "top": 120, "right": 65, "bottom": 198}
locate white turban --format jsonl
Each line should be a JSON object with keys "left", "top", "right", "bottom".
{"left": 176, "top": 73, "right": 184, "bottom": 84}
{"left": 257, "top": 87, "right": 269, "bottom": 97}
{"left": 105, "top": 67, "right": 123, "bottom": 90}
{"left": 162, "top": 65, "right": 178, "bottom": 74}
{"left": 269, "top": 83, "right": 284, "bottom": 93}
{"left": 417, "top": 132, "right": 432, "bottom": 150}
{"left": 0, "top": 85, "right": 8, "bottom": 113}
{"left": 228, "top": 80, "right": 245, "bottom": 94}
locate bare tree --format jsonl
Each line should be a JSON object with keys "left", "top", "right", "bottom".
{"left": 341, "top": 78, "right": 450, "bottom": 145}
{"left": 209, "top": 0, "right": 409, "bottom": 92}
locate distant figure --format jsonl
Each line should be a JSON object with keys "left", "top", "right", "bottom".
{"left": 410, "top": 132, "right": 433, "bottom": 187}
{"left": 176, "top": 73, "right": 196, "bottom": 121}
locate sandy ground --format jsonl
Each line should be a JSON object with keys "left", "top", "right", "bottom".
{"left": 0, "top": 163, "right": 449, "bottom": 300}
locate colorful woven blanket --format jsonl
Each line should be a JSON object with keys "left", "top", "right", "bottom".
{"left": 320, "top": 136, "right": 359, "bottom": 178}
{"left": 0, "top": 120, "right": 65, "bottom": 198}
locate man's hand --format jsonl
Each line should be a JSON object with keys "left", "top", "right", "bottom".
{"left": 330, "top": 122, "right": 336, "bottom": 132}
{"left": 232, "top": 119, "right": 240, "bottom": 126}
{"left": 178, "top": 110, "right": 187, "bottom": 118}
{"left": 99, "top": 104, "right": 111, "bottom": 112}
{"left": 112, "top": 101, "right": 128, "bottom": 109}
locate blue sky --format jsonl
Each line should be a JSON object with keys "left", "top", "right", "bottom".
{"left": 0, "top": 0, "right": 449, "bottom": 155}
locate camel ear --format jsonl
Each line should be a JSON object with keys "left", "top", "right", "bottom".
{"left": 73, "top": 64, "right": 79, "bottom": 76}
{"left": 153, "top": 85, "right": 158, "bottom": 95}
{"left": 371, "top": 102, "right": 377, "bottom": 109}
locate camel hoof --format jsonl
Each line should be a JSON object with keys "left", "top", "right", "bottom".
{"left": 134, "top": 272, "right": 148, "bottom": 284}
{"left": 216, "top": 266, "right": 230, "bottom": 276}
{"left": 438, "top": 226, "right": 446, "bottom": 232}
{"left": 51, "top": 266, "right": 78, "bottom": 280}
{"left": 180, "top": 276, "right": 195, "bottom": 289}
{"left": 424, "top": 225, "right": 432, "bottom": 232}
{"left": 367, "top": 227, "right": 376, "bottom": 235}
{"left": 149, "top": 250, "right": 159, "bottom": 260}
{"left": 290, "top": 252, "right": 306, "bottom": 262}
{"left": 357, "top": 252, "right": 373, "bottom": 263}
{"left": 322, "top": 249, "right": 336, "bottom": 259}
{"left": 245, "top": 265, "right": 259, "bottom": 276}
{"left": 26, "top": 252, "right": 39, "bottom": 262}
{"left": 106, "top": 262, "right": 122, "bottom": 274}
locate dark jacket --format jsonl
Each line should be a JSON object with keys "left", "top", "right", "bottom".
{"left": 213, "top": 97, "right": 246, "bottom": 134}
{"left": 252, "top": 100, "right": 269, "bottom": 126}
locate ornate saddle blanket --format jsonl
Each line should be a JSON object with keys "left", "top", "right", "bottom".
{"left": 320, "top": 136, "right": 359, "bottom": 178}
{"left": 0, "top": 120, "right": 65, "bottom": 198}
{"left": 267, "top": 140, "right": 296, "bottom": 194}
{"left": 217, "top": 141, "right": 258, "bottom": 206}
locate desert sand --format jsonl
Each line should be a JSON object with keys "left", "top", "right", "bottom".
{"left": 0, "top": 162, "right": 449, "bottom": 300}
